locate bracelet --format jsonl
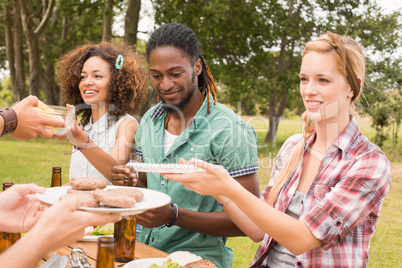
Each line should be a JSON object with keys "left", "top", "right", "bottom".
{"left": 74, "top": 128, "right": 82, "bottom": 139}
{"left": 0, "top": 107, "right": 18, "bottom": 137}
{"left": 165, "top": 203, "right": 178, "bottom": 228}
{"left": 217, "top": 199, "right": 231, "bottom": 208}
{"left": 73, "top": 135, "right": 90, "bottom": 151}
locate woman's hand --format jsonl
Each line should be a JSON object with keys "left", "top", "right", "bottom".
{"left": 162, "top": 158, "right": 235, "bottom": 197}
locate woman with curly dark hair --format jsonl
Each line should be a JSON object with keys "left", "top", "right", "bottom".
{"left": 56, "top": 42, "right": 147, "bottom": 184}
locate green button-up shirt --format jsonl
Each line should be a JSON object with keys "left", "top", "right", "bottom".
{"left": 135, "top": 94, "right": 258, "bottom": 268}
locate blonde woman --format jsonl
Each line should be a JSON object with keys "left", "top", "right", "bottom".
{"left": 163, "top": 32, "right": 391, "bottom": 267}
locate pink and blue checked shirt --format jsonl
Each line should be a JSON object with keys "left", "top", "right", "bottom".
{"left": 251, "top": 117, "right": 391, "bottom": 268}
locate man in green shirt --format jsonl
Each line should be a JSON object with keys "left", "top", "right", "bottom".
{"left": 111, "top": 22, "right": 259, "bottom": 268}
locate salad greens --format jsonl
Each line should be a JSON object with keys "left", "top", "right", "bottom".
{"left": 92, "top": 223, "right": 114, "bottom": 236}
{"left": 149, "top": 258, "right": 182, "bottom": 268}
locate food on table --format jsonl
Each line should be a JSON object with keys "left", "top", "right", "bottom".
{"left": 148, "top": 251, "right": 216, "bottom": 268}
{"left": 92, "top": 223, "right": 114, "bottom": 236}
{"left": 93, "top": 189, "right": 136, "bottom": 208}
{"left": 149, "top": 258, "right": 181, "bottom": 268}
{"left": 60, "top": 191, "right": 99, "bottom": 207}
{"left": 59, "top": 185, "right": 144, "bottom": 209}
{"left": 67, "top": 188, "right": 94, "bottom": 194}
{"left": 166, "top": 251, "right": 202, "bottom": 266}
{"left": 107, "top": 187, "right": 144, "bottom": 201}
{"left": 70, "top": 177, "right": 107, "bottom": 190}
{"left": 84, "top": 224, "right": 115, "bottom": 236}
{"left": 85, "top": 226, "right": 94, "bottom": 235}
{"left": 183, "top": 259, "right": 216, "bottom": 267}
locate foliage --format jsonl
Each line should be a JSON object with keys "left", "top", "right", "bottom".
{"left": 0, "top": 77, "right": 13, "bottom": 105}
{"left": 151, "top": 0, "right": 402, "bottom": 143}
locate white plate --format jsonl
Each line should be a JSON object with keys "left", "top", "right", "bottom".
{"left": 80, "top": 234, "right": 113, "bottom": 242}
{"left": 36, "top": 186, "right": 171, "bottom": 216}
{"left": 123, "top": 258, "right": 166, "bottom": 268}
{"left": 127, "top": 162, "right": 206, "bottom": 174}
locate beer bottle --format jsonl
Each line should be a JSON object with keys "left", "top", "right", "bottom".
{"left": 113, "top": 176, "right": 136, "bottom": 263}
{"left": 96, "top": 236, "right": 115, "bottom": 268}
{"left": 0, "top": 183, "right": 21, "bottom": 253}
{"left": 51, "top": 167, "right": 62, "bottom": 187}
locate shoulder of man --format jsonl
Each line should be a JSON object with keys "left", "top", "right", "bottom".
{"left": 208, "top": 101, "right": 253, "bottom": 127}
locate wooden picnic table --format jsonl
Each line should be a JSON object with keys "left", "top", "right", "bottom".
{"left": 36, "top": 240, "right": 169, "bottom": 267}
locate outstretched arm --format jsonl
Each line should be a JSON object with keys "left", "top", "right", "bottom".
{"left": 62, "top": 105, "right": 138, "bottom": 182}
{"left": 1, "top": 96, "right": 64, "bottom": 140}
{"left": 163, "top": 159, "right": 321, "bottom": 255}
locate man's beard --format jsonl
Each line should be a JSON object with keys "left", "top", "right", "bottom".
{"left": 160, "top": 86, "right": 195, "bottom": 114}
{"left": 160, "top": 71, "right": 198, "bottom": 114}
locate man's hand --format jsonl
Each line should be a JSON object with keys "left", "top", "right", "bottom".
{"left": 10, "top": 96, "right": 65, "bottom": 140}
{"left": 111, "top": 165, "right": 138, "bottom": 186}
{"left": 0, "top": 183, "right": 46, "bottom": 233}
{"left": 136, "top": 204, "right": 173, "bottom": 228}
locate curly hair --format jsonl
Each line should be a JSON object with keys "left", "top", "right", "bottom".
{"left": 58, "top": 42, "right": 148, "bottom": 127}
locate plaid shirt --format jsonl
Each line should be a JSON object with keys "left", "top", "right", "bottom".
{"left": 251, "top": 117, "right": 391, "bottom": 268}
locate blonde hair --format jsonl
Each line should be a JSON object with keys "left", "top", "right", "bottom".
{"left": 267, "top": 31, "right": 366, "bottom": 206}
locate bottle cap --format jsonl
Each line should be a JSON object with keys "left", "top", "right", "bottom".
{"left": 52, "top": 167, "right": 62, "bottom": 172}
{"left": 123, "top": 176, "right": 134, "bottom": 187}
{"left": 98, "top": 236, "right": 115, "bottom": 247}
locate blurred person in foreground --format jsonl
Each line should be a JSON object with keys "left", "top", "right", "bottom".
{"left": 163, "top": 31, "right": 391, "bottom": 268}
{"left": 0, "top": 183, "right": 121, "bottom": 267}
{"left": 111, "top": 22, "right": 260, "bottom": 268}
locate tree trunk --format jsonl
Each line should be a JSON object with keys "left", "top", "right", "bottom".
{"left": 124, "top": 0, "right": 141, "bottom": 46}
{"left": 12, "top": 0, "right": 26, "bottom": 101}
{"left": 4, "top": 1, "right": 26, "bottom": 102}
{"left": 102, "top": 0, "right": 114, "bottom": 41}
{"left": 4, "top": 4, "right": 16, "bottom": 97}
{"left": 264, "top": 86, "right": 288, "bottom": 144}
{"left": 18, "top": 0, "right": 55, "bottom": 97}
{"left": 25, "top": 33, "right": 41, "bottom": 97}
{"left": 265, "top": 115, "right": 281, "bottom": 145}
{"left": 43, "top": 55, "right": 58, "bottom": 105}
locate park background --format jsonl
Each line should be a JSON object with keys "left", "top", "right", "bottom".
{"left": 0, "top": 0, "right": 401, "bottom": 267}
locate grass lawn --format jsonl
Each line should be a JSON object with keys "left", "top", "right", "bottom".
{"left": 0, "top": 115, "right": 400, "bottom": 267}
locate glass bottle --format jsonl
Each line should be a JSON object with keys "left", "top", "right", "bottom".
{"left": 0, "top": 183, "right": 21, "bottom": 253}
{"left": 51, "top": 167, "right": 62, "bottom": 187}
{"left": 113, "top": 176, "right": 136, "bottom": 263}
{"left": 96, "top": 236, "right": 115, "bottom": 268}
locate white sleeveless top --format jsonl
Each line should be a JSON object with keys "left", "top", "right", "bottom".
{"left": 69, "top": 113, "right": 135, "bottom": 185}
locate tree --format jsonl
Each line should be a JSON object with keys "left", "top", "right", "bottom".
{"left": 103, "top": 0, "right": 114, "bottom": 41}
{"left": 124, "top": 0, "right": 141, "bottom": 46}
{"left": 3, "top": 0, "right": 26, "bottom": 102}
{"left": 151, "top": 0, "right": 402, "bottom": 144}
{"left": 18, "top": 0, "right": 55, "bottom": 97}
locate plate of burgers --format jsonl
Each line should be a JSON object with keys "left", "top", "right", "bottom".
{"left": 123, "top": 251, "right": 216, "bottom": 268}
{"left": 36, "top": 177, "right": 171, "bottom": 216}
